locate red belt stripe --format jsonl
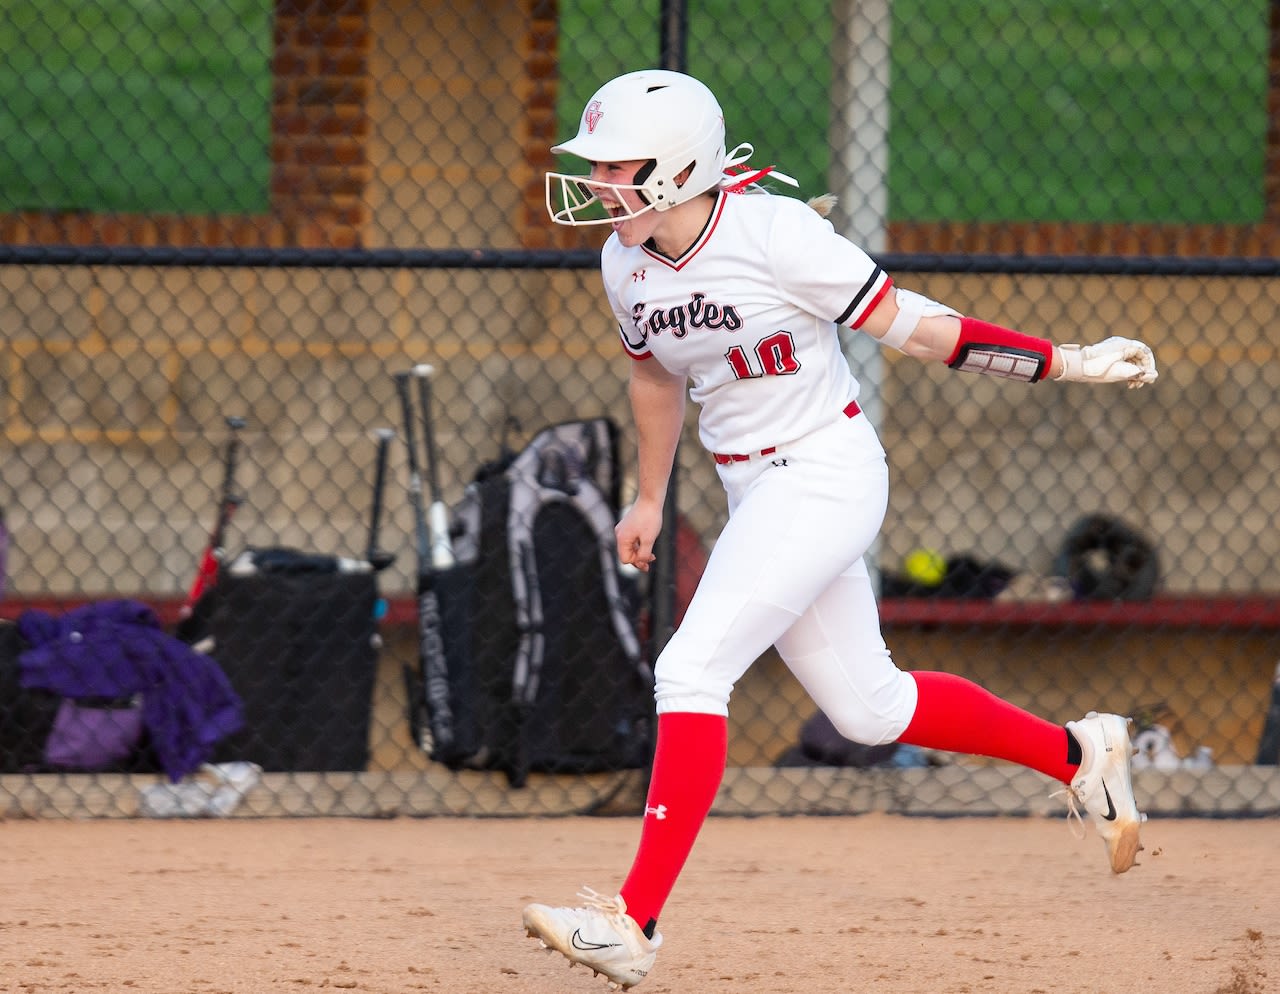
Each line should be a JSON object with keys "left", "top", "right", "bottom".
{"left": 712, "top": 399, "right": 861, "bottom": 465}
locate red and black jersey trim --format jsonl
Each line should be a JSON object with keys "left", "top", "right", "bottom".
{"left": 618, "top": 322, "right": 651, "bottom": 359}
{"left": 641, "top": 193, "right": 728, "bottom": 271}
{"left": 837, "top": 267, "right": 889, "bottom": 327}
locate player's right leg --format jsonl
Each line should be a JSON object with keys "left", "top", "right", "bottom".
{"left": 894, "top": 674, "right": 1145, "bottom": 873}
{"left": 778, "top": 575, "right": 1144, "bottom": 873}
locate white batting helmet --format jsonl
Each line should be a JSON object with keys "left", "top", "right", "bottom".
{"left": 546, "top": 69, "right": 727, "bottom": 225}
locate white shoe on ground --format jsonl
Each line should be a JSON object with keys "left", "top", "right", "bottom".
{"left": 1062, "top": 711, "right": 1146, "bottom": 873}
{"left": 523, "top": 887, "right": 662, "bottom": 990}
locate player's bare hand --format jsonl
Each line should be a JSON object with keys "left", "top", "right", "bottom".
{"left": 1056, "top": 337, "right": 1158, "bottom": 389}
{"left": 616, "top": 499, "right": 664, "bottom": 572}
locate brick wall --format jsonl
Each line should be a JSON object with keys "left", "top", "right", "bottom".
{"left": 271, "top": 0, "right": 371, "bottom": 249}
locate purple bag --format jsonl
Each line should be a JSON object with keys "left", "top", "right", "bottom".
{"left": 43, "top": 697, "right": 144, "bottom": 769}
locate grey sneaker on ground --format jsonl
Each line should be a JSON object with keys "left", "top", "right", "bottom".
{"left": 523, "top": 887, "right": 662, "bottom": 990}
{"left": 1062, "top": 710, "right": 1146, "bottom": 873}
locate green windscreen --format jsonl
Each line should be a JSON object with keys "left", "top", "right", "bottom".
{"left": 557, "top": 0, "right": 1267, "bottom": 225}
{"left": 888, "top": 0, "right": 1268, "bottom": 223}
{"left": 0, "top": 0, "right": 272, "bottom": 214}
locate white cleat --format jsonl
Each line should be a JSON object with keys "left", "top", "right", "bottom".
{"left": 1062, "top": 711, "right": 1146, "bottom": 873}
{"left": 522, "top": 887, "right": 662, "bottom": 989}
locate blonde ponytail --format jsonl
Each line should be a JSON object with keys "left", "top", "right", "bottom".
{"left": 806, "top": 193, "right": 838, "bottom": 218}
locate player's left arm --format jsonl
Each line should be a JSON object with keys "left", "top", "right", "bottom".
{"left": 860, "top": 288, "right": 1158, "bottom": 389}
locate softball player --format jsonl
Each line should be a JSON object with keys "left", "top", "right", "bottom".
{"left": 524, "top": 69, "right": 1158, "bottom": 990}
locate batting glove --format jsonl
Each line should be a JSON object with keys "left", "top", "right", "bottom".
{"left": 1055, "top": 336, "right": 1158, "bottom": 389}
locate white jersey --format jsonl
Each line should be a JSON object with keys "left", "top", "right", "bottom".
{"left": 602, "top": 190, "right": 891, "bottom": 456}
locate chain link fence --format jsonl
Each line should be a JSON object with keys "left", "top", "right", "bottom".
{"left": 2, "top": 1, "right": 1279, "bottom": 820}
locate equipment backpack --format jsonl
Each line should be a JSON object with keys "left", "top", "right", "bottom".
{"left": 418, "top": 417, "right": 654, "bottom": 787}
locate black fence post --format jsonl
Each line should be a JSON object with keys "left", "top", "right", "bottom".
{"left": 647, "top": 0, "right": 690, "bottom": 668}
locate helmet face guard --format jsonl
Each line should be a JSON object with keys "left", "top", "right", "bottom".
{"left": 544, "top": 171, "right": 660, "bottom": 227}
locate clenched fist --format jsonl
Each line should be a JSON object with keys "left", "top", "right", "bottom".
{"left": 1055, "top": 337, "right": 1158, "bottom": 389}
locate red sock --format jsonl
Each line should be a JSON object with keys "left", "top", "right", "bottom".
{"left": 619, "top": 712, "right": 727, "bottom": 932}
{"left": 899, "top": 671, "right": 1076, "bottom": 783}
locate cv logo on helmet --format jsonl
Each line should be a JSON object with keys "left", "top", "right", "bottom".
{"left": 585, "top": 100, "right": 604, "bottom": 134}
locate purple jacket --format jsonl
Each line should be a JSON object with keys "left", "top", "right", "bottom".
{"left": 18, "top": 599, "right": 243, "bottom": 781}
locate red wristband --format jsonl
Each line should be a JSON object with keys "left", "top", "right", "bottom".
{"left": 946, "top": 317, "right": 1053, "bottom": 383}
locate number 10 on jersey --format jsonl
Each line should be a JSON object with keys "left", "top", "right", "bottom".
{"left": 725, "top": 330, "right": 800, "bottom": 379}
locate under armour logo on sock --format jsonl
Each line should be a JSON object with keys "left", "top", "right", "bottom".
{"left": 644, "top": 803, "right": 667, "bottom": 820}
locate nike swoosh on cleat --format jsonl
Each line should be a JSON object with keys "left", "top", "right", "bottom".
{"left": 1101, "top": 782, "right": 1118, "bottom": 821}
{"left": 571, "top": 929, "right": 621, "bottom": 951}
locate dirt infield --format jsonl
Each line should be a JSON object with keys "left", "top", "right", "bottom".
{"left": 1, "top": 814, "right": 1274, "bottom": 994}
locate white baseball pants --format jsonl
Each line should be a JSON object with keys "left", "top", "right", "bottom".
{"left": 653, "top": 407, "right": 919, "bottom": 746}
